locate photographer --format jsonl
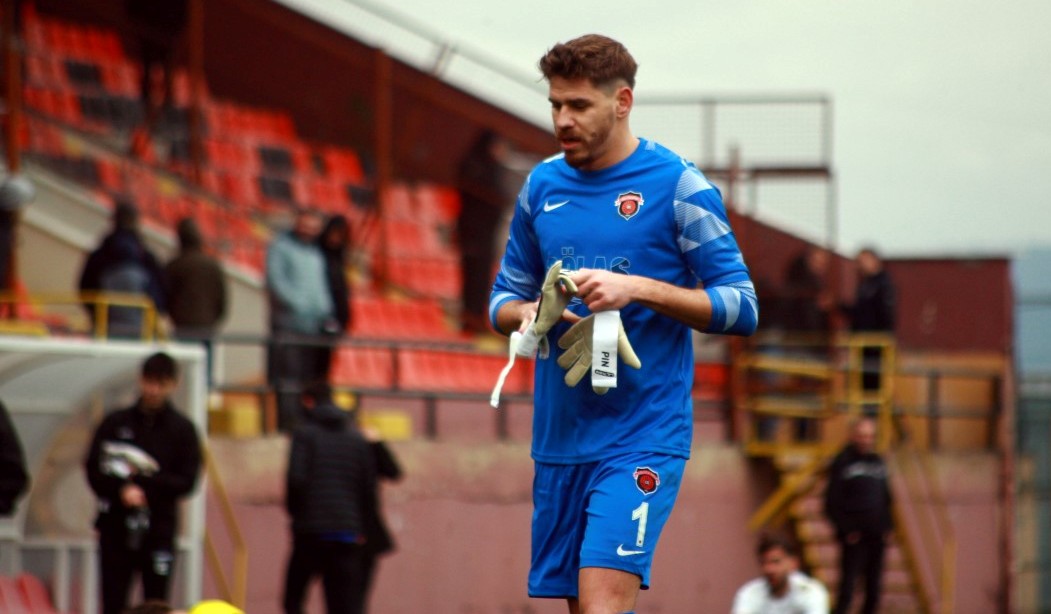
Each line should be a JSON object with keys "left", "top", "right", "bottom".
{"left": 85, "top": 353, "right": 202, "bottom": 614}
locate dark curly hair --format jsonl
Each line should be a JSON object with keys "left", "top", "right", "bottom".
{"left": 538, "top": 34, "right": 637, "bottom": 89}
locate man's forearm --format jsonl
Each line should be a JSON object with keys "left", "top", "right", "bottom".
{"left": 494, "top": 299, "right": 534, "bottom": 336}
{"left": 629, "top": 277, "right": 713, "bottom": 331}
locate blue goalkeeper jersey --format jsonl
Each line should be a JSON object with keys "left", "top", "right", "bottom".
{"left": 490, "top": 138, "right": 757, "bottom": 464}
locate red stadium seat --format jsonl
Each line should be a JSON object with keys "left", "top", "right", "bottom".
{"left": 693, "top": 362, "right": 729, "bottom": 402}
{"left": 320, "top": 146, "right": 365, "bottom": 184}
{"left": 349, "top": 298, "right": 460, "bottom": 341}
{"left": 397, "top": 349, "right": 527, "bottom": 394}
{"left": 330, "top": 346, "right": 395, "bottom": 389}
{"left": 0, "top": 575, "right": 31, "bottom": 614}
{"left": 387, "top": 256, "right": 462, "bottom": 300}
{"left": 16, "top": 573, "right": 58, "bottom": 614}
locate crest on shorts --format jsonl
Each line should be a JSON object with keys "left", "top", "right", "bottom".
{"left": 633, "top": 467, "right": 660, "bottom": 495}
{"left": 615, "top": 191, "right": 644, "bottom": 220}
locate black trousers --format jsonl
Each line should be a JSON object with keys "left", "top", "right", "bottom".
{"left": 98, "top": 530, "right": 176, "bottom": 614}
{"left": 833, "top": 531, "right": 886, "bottom": 614}
{"left": 283, "top": 535, "right": 367, "bottom": 614}
{"left": 269, "top": 334, "right": 327, "bottom": 431}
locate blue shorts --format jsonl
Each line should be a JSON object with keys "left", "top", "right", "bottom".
{"left": 528, "top": 451, "right": 686, "bottom": 598}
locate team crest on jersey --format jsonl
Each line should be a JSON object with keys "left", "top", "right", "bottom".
{"left": 615, "top": 191, "right": 644, "bottom": 220}
{"left": 633, "top": 467, "right": 660, "bottom": 495}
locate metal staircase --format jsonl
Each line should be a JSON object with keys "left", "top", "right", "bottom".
{"left": 738, "top": 333, "right": 955, "bottom": 613}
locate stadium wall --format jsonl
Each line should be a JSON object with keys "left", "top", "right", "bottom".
{"left": 207, "top": 434, "right": 1002, "bottom": 613}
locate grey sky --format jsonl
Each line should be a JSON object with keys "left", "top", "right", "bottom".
{"left": 285, "top": 0, "right": 1051, "bottom": 257}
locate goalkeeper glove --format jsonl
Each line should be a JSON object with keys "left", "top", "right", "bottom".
{"left": 556, "top": 311, "right": 641, "bottom": 394}
{"left": 517, "top": 261, "right": 578, "bottom": 358}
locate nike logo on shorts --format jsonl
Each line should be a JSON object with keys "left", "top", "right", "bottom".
{"left": 616, "top": 545, "right": 646, "bottom": 556}
{"left": 543, "top": 200, "right": 569, "bottom": 212}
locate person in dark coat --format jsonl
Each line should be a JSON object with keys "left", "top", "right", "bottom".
{"left": 79, "top": 201, "right": 167, "bottom": 338}
{"left": 0, "top": 399, "right": 29, "bottom": 516}
{"left": 842, "top": 248, "right": 897, "bottom": 397}
{"left": 319, "top": 215, "right": 351, "bottom": 333}
{"left": 165, "top": 218, "right": 227, "bottom": 382}
{"left": 456, "top": 130, "right": 511, "bottom": 333}
{"left": 358, "top": 423, "right": 402, "bottom": 611}
{"left": 84, "top": 352, "right": 202, "bottom": 614}
{"left": 318, "top": 215, "right": 351, "bottom": 377}
{"left": 782, "top": 245, "right": 831, "bottom": 335}
{"left": 165, "top": 218, "right": 226, "bottom": 339}
{"left": 283, "top": 382, "right": 377, "bottom": 614}
{"left": 824, "top": 417, "right": 893, "bottom": 614}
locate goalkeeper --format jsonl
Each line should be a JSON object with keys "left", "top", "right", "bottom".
{"left": 488, "top": 34, "right": 758, "bottom": 614}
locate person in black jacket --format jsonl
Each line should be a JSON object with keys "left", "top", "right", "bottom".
{"left": 79, "top": 201, "right": 167, "bottom": 338}
{"left": 843, "top": 248, "right": 897, "bottom": 401}
{"left": 84, "top": 352, "right": 202, "bottom": 614}
{"left": 824, "top": 417, "right": 893, "bottom": 614}
{"left": 283, "top": 382, "right": 377, "bottom": 614}
{"left": 359, "top": 423, "right": 402, "bottom": 612}
{"left": 0, "top": 399, "right": 29, "bottom": 516}
{"left": 318, "top": 214, "right": 351, "bottom": 378}
{"left": 456, "top": 130, "right": 511, "bottom": 334}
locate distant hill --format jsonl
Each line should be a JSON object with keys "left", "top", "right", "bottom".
{"left": 1015, "top": 248, "right": 1051, "bottom": 375}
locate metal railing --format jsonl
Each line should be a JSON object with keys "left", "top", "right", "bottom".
{"left": 202, "top": 446, "right": 248, "bottom": 609}
{"left": 0, "top": 291, "right": 162, "bottom": 340}
{"left": 890, "top": 444, "right": 957, "bottom": 613}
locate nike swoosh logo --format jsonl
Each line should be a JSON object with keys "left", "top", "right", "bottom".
{"left": 616, "top": 545, "right": 646, "bottom": 556}
{"left": 543, "top": 200, "right": 569, "bottom": 212}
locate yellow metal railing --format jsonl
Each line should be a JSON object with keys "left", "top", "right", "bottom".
{"left": 740, "top": 332, "right": 956, "bottom": 613}
{"left": 0, "top": 291, "right": 162, "bottom": 339}
{"left": 203, "top": 447, "right": 248, "bottom": 609}
{"left": 747, "top": 450, "right": 834, "bottom": 530}
{"left": 737, "top": 332, "right": 896, "bottom": 456}
{"left": 891, "top": 445, "right": 957, "bottom": 613}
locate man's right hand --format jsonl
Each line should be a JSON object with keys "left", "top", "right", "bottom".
{"left": 121, "top": 483, "right": 147, "bottom": 508}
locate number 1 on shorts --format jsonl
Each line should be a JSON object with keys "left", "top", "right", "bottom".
{"left": 632, "top": 501, "right": 649, "bottom": 548}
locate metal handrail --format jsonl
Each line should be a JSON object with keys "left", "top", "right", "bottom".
{"left": 0, "top": 290, "right": 161, "bottom": 340}
{"left": 747, "top": 449, "right": 835, "bottom": 530}
{"left": 203, "top": 446, "right": 248, "bottom": 609}
{"left": 892, "top": 445, "right": 957, "bottom": 613}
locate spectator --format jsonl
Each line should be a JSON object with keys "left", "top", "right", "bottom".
{"left": 778, "top": 245, "right": 832, "bottom": 441}
{"left": 165, "top": 218, "right": 227, "bottom": 380}
{"left": 359, "top": 422, "right": 403, "bottom": 611}
{"left": 266, "top": 209, "right": 334, "bottom": 431}
{"left": 732, "top": 533, "right": 829, "bottom": 614}
{"left": 782, "top": 245, "right": 831, "bottom": 335}
{"left": 0, "top": 399, "right": 29, "bottom": 516}
{"left": 125, "top": 0, "right": 188, "bottom": 157}
{"left": 79, "top": 201, "right": 167, "bottom": 338}
{"left": 283, "top": 381, "right": 377, "bottom": 614}
{"left": 824, "top": 417, "right": 893, "bottom": 614}
{"left": 842, "top": 247, "right": 897, "bottom": 400}
{"left": 457, "top": 129, "right": 511, "bottom": 334}
{"left": 318, "top": 214, "right": 352, "bottom": 374}
{"left": 84, "top": 352, "right": 202, "bottom": 614}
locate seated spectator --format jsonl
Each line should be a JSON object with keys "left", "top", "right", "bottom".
{"left": 732, "top": 533, "right": 828, "bottom": 614}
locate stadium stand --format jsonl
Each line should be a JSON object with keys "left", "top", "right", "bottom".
{"left": 15, "top": 6, "right": 471, "bottom": 331}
